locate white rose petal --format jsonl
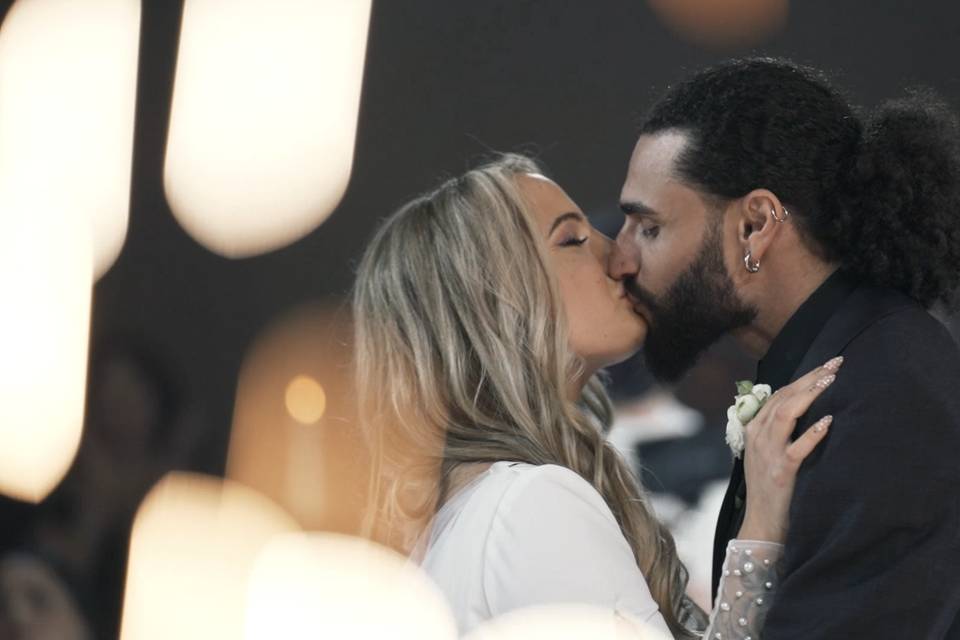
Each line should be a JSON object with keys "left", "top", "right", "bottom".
{"left": 725, "top": 406, "right": 745, "bottom": 458}
{"left": 751, "top": 384, "right": 773, "bottom": 403}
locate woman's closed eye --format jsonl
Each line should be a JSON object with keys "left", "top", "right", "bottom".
{"left": 558, "top": 235, "right": 588, "bottom": 247}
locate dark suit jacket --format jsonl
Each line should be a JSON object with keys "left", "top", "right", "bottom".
{"left": 713, "top": 283, "right": 960, "bottom": 639}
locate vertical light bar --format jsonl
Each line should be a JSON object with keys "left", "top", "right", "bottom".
{"left": 0, "top": 203, "right": 91, "bottom": 503}
{"left": 0, "top": 0, "right": 141, "bottom": 503}
{"left": 0, "top": 0, "right": 141, "bottom": 278}
{"left": 164, "top": 0, "right": 372, "bottom": 257}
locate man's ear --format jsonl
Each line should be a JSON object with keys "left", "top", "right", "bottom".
{"left": 737, "top": 189, "right": 787, "bottom": 263}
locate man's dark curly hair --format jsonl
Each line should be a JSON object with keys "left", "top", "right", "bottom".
{"left": 639, "top": 57, "right": 960, "bottom": 309}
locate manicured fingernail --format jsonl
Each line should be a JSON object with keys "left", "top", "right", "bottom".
{"left": 812, "top": 415, "right": 833, "bottom": 433}
{"left": 816, "top": 374, "right": 836, "bottom": 389}
{"left": 823, "top": 356, "right": 844, "bottom": 371}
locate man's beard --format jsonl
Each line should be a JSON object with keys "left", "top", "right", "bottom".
{"left": 625, "top": 222, "right": 757, "bottom": 383}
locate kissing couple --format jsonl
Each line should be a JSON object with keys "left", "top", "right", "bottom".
{"left": 352, "top": 58, "right": 960, "bottom": 639}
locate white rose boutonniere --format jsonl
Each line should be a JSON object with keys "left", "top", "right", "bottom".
{"left": 725, "top": 381, "right": 773, "bottom": 458}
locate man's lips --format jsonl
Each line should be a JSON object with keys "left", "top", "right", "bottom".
{"left": 631, "top": 301, "right": 652, "bottom": 322}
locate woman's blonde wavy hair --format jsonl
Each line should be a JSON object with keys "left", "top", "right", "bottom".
{"left": 352, "top": 154, "right": 702, "bottom": 637}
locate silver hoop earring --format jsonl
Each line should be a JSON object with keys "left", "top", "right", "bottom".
{"left": 744, "top": 251, "right": 760, "bottom": 273}
{"left": 771, "top": 206, "right": 790, "bottom": 223}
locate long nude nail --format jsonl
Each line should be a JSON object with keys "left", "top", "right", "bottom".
{"left": 816, "top": 374, "right": 836, "bottom": 389}
{"left": 812, "top": 415, "right": 833, "bottom": 433}
{"left": 823, "top": 356, "right": 844, "bottom": 371}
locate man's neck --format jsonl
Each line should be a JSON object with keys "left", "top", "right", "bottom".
{"left": 734, "top": 262, "right": 839, "bottom": 359}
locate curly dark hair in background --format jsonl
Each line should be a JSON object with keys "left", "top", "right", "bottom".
{"left": 639, "top": 57, "right": 960, "bottom": 309}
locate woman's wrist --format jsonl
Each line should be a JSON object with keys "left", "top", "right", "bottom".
{"left": 736, "top": 514, "right": 786, "bottom": 544}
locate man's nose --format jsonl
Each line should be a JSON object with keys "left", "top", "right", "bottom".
{"left": 607, "top": 230, "right": 641, "bottom": 281}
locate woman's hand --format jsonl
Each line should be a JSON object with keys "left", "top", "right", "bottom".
{"left": 737, "top": 356, "right": 844, "bottom": 543}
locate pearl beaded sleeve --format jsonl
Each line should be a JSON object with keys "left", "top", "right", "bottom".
{"left": 702, "top": 540, "right": 784, "bottom": 640}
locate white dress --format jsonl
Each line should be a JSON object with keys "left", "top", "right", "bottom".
{"left": 417, "top": 461, "right": 783, "bottom": 639}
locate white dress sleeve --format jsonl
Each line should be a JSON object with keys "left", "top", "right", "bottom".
{"left": 480, "top": 464, "right": 672, "bottom": 637}
{"left": 703, "top": 540, "right": 785, "bottom": 640}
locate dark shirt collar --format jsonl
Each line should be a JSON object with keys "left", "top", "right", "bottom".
{"left": 756, "top": 270, "right": 856, "bottom": 389}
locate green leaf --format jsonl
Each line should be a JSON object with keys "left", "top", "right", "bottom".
{"left": 735, "top": 380, "right": 754, "bottom": 396}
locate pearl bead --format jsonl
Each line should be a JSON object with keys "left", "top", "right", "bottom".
{"left": 724, "top": 570, "right": 731, "bottom": 577}
{"left": 765, "top": 581, "right": 773, "bottom": 590}
{"left": 720, "top": 602, "right": 730, "bottom": 612}
{"left": 743, "top": 561, "right": 755, "bottom": 573}
{"left": 763, "top": 558, "right": 771, "bottom": 566}
{"left": 756, "top": 597, "right": 765, "bottom": 606}
{"left": 735, "top": 590, "right": 744, "bottom": 599}
{"left": 745, "top": 549, "right": 753, "bottom": 556}
{"left": 739, "top": 617, "right": 749, "bottom": 626}
{"left": 714, "top": 634, "right": 722, "bottom": 640}
{"left": 734, "top": 569, "right": 742, "bottom": 577}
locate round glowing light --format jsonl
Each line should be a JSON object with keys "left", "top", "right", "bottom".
{"left": 119, "top": 473, "right": 300, "bottom": 640}
{"left": 164, "top": 0, "right": 373, "bottom": 257}
{"left": 227, "top": 304, "right": 365, "bottom": 531}
{"left": 244, "top": 532, "right": 457, "bottom": 640}
{"left": 464, "top": 604, "right": 672, "bottom": 640}
{"left": 647, "top": 0, "right": 789, "bottom": 48}
{"left": 284, "top": 375, "right": 327, "bottom": 425}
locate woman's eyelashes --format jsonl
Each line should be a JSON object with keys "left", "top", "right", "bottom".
{"left": 558, "top": 235, "right": 588, "bottom": 247}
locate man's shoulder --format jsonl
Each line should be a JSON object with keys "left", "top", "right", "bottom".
{"left": 812, "top": 298, "right": 960, "bottom": 466}
{"left": 840, "top": 299, "right": 960, "bottom": 377}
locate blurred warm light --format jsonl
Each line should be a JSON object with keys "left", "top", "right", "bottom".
{"left": 244, "top": 532, "right": 457, "bottom": 640}
{"left": 0, "top": 204, "right": 92, "bottom": 503}
{"left": 464, "top": 605, "right": 672, "bottom": 640}
{"left": 119, "top": 472, "right": 299, "bottom": 640}
{"left": 285, "top": 375, "right": 327, "bottom": 425}
{"left": 0, "top": 0, "right": 141, "bottom": 278}
{"left": 228, "top": 304, "right": 367, "bottom": 531}
{"left": 647, "top": 0, "right": 788, "bottom": 48}
{"left": 164, "top": 0, "right": 373, "bottom": 257}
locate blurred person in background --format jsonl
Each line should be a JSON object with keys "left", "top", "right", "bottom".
{"left": 353, "top": 154, "right": 839, "bottom": 638}
{"left": 610, "top": 57, "right": 960, "bottom": 638}
{"left": 0, "top": 550, "right": 91, "bottom": 640}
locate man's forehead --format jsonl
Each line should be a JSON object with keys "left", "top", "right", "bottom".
{"left": 628, "top": 130, "right": 688, "bottom": 181}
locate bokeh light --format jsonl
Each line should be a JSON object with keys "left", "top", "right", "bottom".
{"left": 243, "top": 532, "right": 457, "bottom": 640}
{"left": 0, "top": 0, "right": 141, "bottom": 278}
{"left": 0, "top": 202, "right": 92, "bottom": 503}
{"left": 164, "top": 0, "right": 373, "bottom": 257}
{"left": 647, "top": 0, "right": 789, "bottom": 48}
{"left": 228, "top": 304, "right": 367, "bottom": 531}
{"left": 285, "top": 375, "right": 327, "bottom": 425}
{"left": 463, "top": 604, "right": 672, "bottom": 640}
{"left": 119, "top": 472, "right": 300, "bottom": 640}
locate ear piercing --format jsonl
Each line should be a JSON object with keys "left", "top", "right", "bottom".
{"left": 771, "top": 206, "right": 790, "bottom": 223}
{"left": 744, "top": 250, "right": 760, "bottom": 273}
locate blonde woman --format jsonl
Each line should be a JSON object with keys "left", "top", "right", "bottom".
{"left": 352, "top": 155, "right": 839, "bottom": 639}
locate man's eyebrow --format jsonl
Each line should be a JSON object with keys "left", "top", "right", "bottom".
{"left": 619, "top": 200, "right": 660, "bottom": 218}
{"left": 548, "top": 211, "right": 586, "bottom": 235}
